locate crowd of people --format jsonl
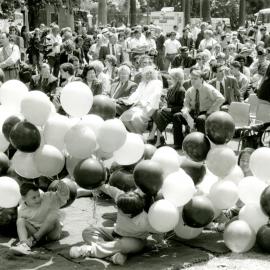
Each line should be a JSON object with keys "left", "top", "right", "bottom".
{"left": 0, "top": 20, "right": 269, "bottom": 148}
{"left": 3, "top": 18, "right": 270, "bottom": 265}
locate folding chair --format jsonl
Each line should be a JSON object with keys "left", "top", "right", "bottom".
{"left": 228, "top": 102, "right": 251, "bottom": 152}
{"left": 228, "top": 102, "right": 251, "bottom": 128}
{"left": 247, "top": 94, "right": 258, "bottom": 120}
{"left": 256, "top": 102, "right": 270, "bottom": 123}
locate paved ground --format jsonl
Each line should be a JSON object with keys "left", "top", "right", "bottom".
{"left": 1, "top": 196, "right": 270, "bottom": 270}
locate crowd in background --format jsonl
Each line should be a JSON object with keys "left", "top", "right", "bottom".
{"left": 0, "top": 19, "right": 270, "bottom": 149}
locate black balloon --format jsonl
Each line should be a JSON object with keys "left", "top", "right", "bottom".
{"left": 48, "top": 178, "right": 77, "bottom": 208}
{"left": 133, "top": 160, "right": 163, "bottom": 195}
{"left": 0, "top": 152, "right": 10, "bottom": 176}
{"left": 180, "top": 158, "right": 206, "bottom": 185}
{"left": 109, "top": 169, "right": 136, "bottom": 192}
{"left": 205, "top": 111, "right": 235, "bottom": 144}
{"left": 9, "top": 121, "right": 41, "bottom": 152}
{"left": 74, "top": 158, "right": 106, "bottom": 189}
{"left": 182, "top": 132, "right": 211, "bottom": 162}
{"left": 260, "top": 186, "right": 270, "bottom": 217}
{"left": 143, "top": 144, "right": 157, "bottom": 160}
{"left": 90, "top": 95, "right": 116, "bottom": 120}
{"left": 256, "top": 224, "right": 270, "bottom": 252}
{"left": 2, "top": 115, "right": 21, "bottom": 142}
{"left": 182, "top": 195, "right": 215, "bottom": 228}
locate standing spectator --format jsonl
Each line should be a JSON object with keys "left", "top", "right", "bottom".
{"left": 81, "top": 26, "right": 93, "bottom": 63}
{"left": 26, "top": 28, "right": 41, "bottom": 73}
{"left": 154, "top": 26, "right": 165, "bottom": 71}
{"left": 195, "top": 23, "right": 206, "bottom": 49}
{"left": 118, "top": 32, "right": 129, "bottom": 62}
{"left": 199, "top": 30, "right": 217, "bottom": 52}
{"left": 249, "top": 47, "right": 269, "bottom": 77}
{"left": 180, "top": 28, "right": 194, "bottom": 51}
{"left": 88, "top": 34, "right": 103, "bottom": 61}
{"left": 99, "top": 33, "right": 123, "bottom": 66}
{"left": 46, "top": 25, "right": 62, "bottom": 77}
{"left": 145, "top": 30, "right": 156, "bottom": 54}
{"left": 259, "top": 26, "right": 270, "bottom": 48}
{"left": 164, "top": 32, "right": 181, "bottom": 71}
{"left": 0, "top": 32, "right": 20, "bottom": 81}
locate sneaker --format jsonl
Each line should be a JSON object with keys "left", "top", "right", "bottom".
{"left": 69, "top": 245, "right": 92, "bottom": 259}
{"left": 108, "top": 252, "right": 127, "bottom": 265}
{"left": 10, "top": 242, "right": 32, "bottom": 256}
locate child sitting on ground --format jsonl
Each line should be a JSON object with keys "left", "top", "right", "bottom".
{"left": 69, "top": 184, "right": 162, "bottom": 265}
{"left": 10, "top": 180, "right": 70, "bottom": 255}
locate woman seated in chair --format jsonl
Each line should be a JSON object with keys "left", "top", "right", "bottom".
{"left": 120, "top": 66, "right": 162, "bottom": 134}
{"left": 147, "top": 68, "right": 186, "bottom": 148}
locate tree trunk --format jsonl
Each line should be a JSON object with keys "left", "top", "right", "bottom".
{"left": 98, "top": 0, "right": 107, "bottom": 26}
{"left": 201, "top": 0, "right": 211, "bottom": 22}
{"left": 184, "top": 0, "right": 191, "bottom": 26}
{"left": 130, "top": 0, "right": 136, "bottom": 27}
{"left": 239, "top": 0, "right": 246, "bottom": 27}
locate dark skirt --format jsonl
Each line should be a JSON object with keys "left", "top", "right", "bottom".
{"left": 152, "top": 108, "right": 174, "bottom": 132}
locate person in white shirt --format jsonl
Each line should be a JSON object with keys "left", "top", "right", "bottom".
{"left": 129, "top": 30, "right": 148, "bottom": 62}
{"left": 0, "top": 32, "right": 20, "bottom": 81}
{"left": 199, "top": 30, "right": 217, "bottom": 52}
{"left": 164, "top": 32, "right": 181, "bottom": 71}
{"left": 46, "top": 24, "right": 62, "bottom": 77}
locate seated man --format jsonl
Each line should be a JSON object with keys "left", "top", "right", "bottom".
{"left": 29, "top": 63, "right": 58, "bottom": 99}
{"left": 109, "top": 65, "right": 137, "bottom": 116}
{"left": 173, "top": 69, "right": 225, "bottom": 145}
{"left": 171, "top": 46, "right": 196, "bottom": 69}
{"left": 209, "top": 63, "right": 241, "bottom": 109}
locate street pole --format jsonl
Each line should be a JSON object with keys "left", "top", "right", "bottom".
{"left": 130, "top": 0, "right": 136, "bottom": 26}
{"left": 98, "top": 0, "right": 107, "bottom": 26}
{"left": 147, "top": 1, "right": 150, "bottom": 25}
{"left": 239, "top": 0, "right": 246, "bottom": 27}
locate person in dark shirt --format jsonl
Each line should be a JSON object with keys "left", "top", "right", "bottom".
{"left": 171, "top": 47, "right": 196, "bottom": 69}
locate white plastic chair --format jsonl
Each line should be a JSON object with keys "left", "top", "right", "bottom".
{"left": 228, "top": 102, "right": 251, "bottom": 128}
{"left": 256, "top": 102, "right": 270, "bottom": 123}
{"left": 247, "top": 94, "right": 258, "bottom": 119}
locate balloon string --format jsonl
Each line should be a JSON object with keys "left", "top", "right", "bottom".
{"left": 91, "top": 190, "right": 98, "bottom": 225}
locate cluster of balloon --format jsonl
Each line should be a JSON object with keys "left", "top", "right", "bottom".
{"left": 48, "top": 178, "right": 78, "bottom": 208}
{"left": 109, "top": 169, "right": 136, "bottom": 192}
{"left": 74, "top": 158, "right": 106, "bottom": 190}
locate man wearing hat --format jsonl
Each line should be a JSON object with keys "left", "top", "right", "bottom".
{"left": 239, "top": 46, "right": 254, "bottom": 67}
{"left": 171, "top": 46, "right": 196, "bottom": 69}
{"left": 260, "top": 26, "right": 270, "bottom": 48}
{"left": 163, "top": 31, "right": 181, "bottom": 70}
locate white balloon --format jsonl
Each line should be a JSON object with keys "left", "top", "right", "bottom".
{"left": 162, "top": 170, "right": 196, "bottom": 207}
{"left": 209, "top": 180, "right": 239, "bottom": 210}
{"left": 239, "top": 203, "right": 268, "bottom": 233}
{"left": 0, "top": 80, "right": 28, "bottom": 111}
{"left": 20, "top": 91, "right": 51, "bottom": 126}
{"left": 0, "top": 177, "right": 21, "bottom": 208}
{"left": 65, "top": 123, "right": 97, "bottom": 159}
{"left": 238, "top": 176, "right": 267, "bottom": 205}
{"left": 206, "top": 146, "right": 237, "bottom": 178}
{"left": 80, "top": 114, "right": 104, "bottom": 136}
{"left": 12, "top": 151, "right": 41, "bottom": 179}
{"left": 113, "top": 133, "right": 144, "bottom": 165}
{"left": 222, "top": 165, "right": 244, "bottom": 186}
{"left": 197, "top": 169, "right": 218, "bottom": 195}
{"left": 249, "top": 147, "right": 270, "bottom": 182}
{"left": 60, "top": 81, "right": 93, "bottom": 117}
{"left": 43, "top": 114, "right": 72, "bottom": 151}
{"left": 152, "top": 146, "right": 180, "bottom": 177}
{"left": 174, "top": 208, "right": 203, "bottom": 240}
{"left": 0, "top": 131, "right": 9, "bottom": 152}
{"left": 148, "top": 200, "right": 179, "bottom": 233}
